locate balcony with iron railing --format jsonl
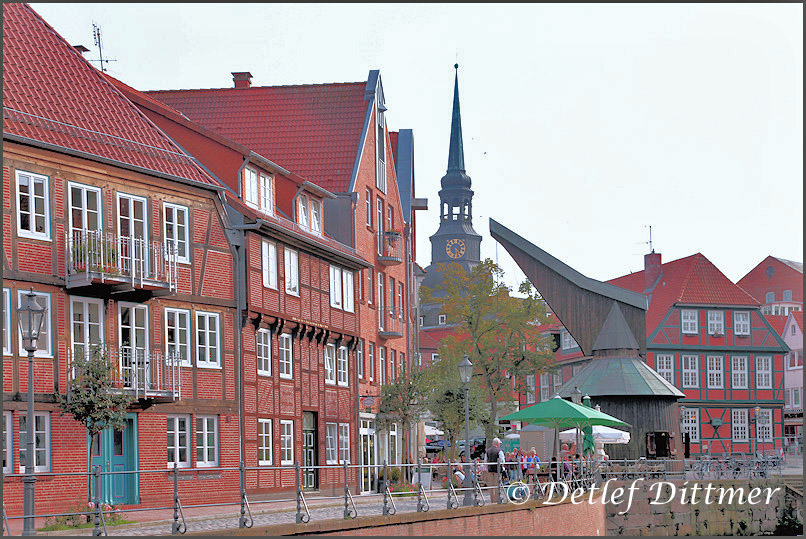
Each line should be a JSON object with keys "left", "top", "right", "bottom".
{"left": 65, "top": 230, "right": 177, "bottom": 295}
{"left": 377, "top": 230, "right": 403, "bottom": 266}
{"left": 378, "top": 306, "right": 404, "bottom": 339}
{"left": 67, "top": 345, "right": 182, "bottom": 402}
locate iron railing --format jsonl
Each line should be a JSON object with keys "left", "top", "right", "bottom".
{"left": 65, "top": 230, "right": 177, "bottom": 292}
{"left": 1, "top": 457, "right": 786, "bottom": 536}
{"left": 378, "top": 307, "right": 404, "bottom": 338}
{"left": 67, "top": 346, "right": 182, "bottom": 401}
{"left": 377, "top": 230, "right": 403, "bottom": 265}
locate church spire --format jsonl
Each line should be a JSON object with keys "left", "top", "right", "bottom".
{"left": 447, "top": 63, "right": 465, "bottom": 173}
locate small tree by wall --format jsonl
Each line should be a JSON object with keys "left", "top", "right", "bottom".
{"left": 54, "top": 346, "right": 134, "bottom": 437}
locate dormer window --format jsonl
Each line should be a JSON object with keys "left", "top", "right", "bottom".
{"left": 296, "top": 193, "right": 322, "bottom": 235}
{"left": 244, "top": 167, "right": 273, "bottom": 214}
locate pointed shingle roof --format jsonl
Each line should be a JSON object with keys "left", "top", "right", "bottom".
{"left": 2, "top": 3, "right": 218, "bottom": 188}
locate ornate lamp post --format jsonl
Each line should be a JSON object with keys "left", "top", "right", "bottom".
{"left": 18, "top": 288, "right": 47, "bottom": 536}
{"left": 458, "top": 356, "right": 474, "bottom": 506}
{"left": 679, "top": 406, "right": 688, "bottom": 459}
{"left": 571, "top": 387, "right": 582, "bottom": 465}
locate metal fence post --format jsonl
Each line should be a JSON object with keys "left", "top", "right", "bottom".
{"left": 239, "top": 461, "right": 247, "bottom": 529}
{"left": 382, "top": 460, "right": 390, "bottom": 516}
{"left": 295, "top": 462, "right": 303, "bottom": 524}
{"left": 172, "top": 463, "right": 180, "bottom": 535}
{"left": 92, "top": 465, "right": 102, "bottom": 536}
{"left": 343, "top": 462, "right": 349, "bottom": 519}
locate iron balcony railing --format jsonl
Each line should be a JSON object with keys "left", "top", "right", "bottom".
{"left": 65, "top": 230, "right": 178, "bottom": 292}
{"left": 377, "top": 230, "right": 403, "bottom": 265}
{"left": 379, "top": 307, "right": 404, "bottom": 339}
{"left": 67, "top": 346, "right": 182, "bottom": 401}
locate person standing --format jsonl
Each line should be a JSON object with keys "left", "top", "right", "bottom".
{"left": 485, "top": 437, "right": 505, "bottom": 502}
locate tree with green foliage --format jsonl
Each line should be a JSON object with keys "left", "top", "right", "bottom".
{"left": 55, "top": 346, "right": 134, "bottom": 436}
{"left": 421, "top": 259, "right": 555, "bottom": 441}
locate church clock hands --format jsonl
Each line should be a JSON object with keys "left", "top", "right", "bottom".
{"left": 445, "top": 238, "right": 466, "bottom": 259}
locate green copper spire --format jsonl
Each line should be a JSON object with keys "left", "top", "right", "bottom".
{"left": 447, "top": 63, "right": 465, "bottom": 173}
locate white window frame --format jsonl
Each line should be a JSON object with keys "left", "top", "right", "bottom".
{"left": 325, "top": 423, "right": 338, "bottom": 464}
{"left": 342, "top": 270, "right": 354, "bottom": 313}
{"left": 17, "top": 290, "right": 52, "bottom": 358}
{"left": 367, "top": 270, "right": 374, "bottom": 305}
{"left": 324, "top": 344, "right": 337, "bottom": 385}
{"left": 3, "top": 289, "right": 11, "bottom": 356}
{"left": 378, "top": 273, "right": 385, "bottom": 330}
{"left": 438, "top": 314, "right": 446, "bottom": 325}
{"left": 389, "top": 349, "right": 396, "bottom": 381}
{"left": 337, "top": 346, "right": 349, "bottom": 387}
{"left": 682, "top": 407, "right": 700, "bottom": 443}
{"left": 734, "top": 311, "right": 750, "bottom": 336}
{"left": 539, "top": 373, "right": 550, "bottom": 402}
{"left": 262, "top": 240, "right": 278, "bottom": 289}
{"left": 756, "top": 409, "right": 773, "bottom": 442}
{"left": 525, "top": 376, "right": 536, "bottom": 404}
{"left": 280, "top": 420, "right": 294, "bottom": 466}
{"left": 707, "top": 311, "right": 724, "bottom": 336}
{"left": 297, "top": 194, "right": 310, "bottom": 229}
{"left": 656, "top": 354, "right": 674, "bottom": 385}
{"left": 357, "top": 340, "right": 364, "bottom": 379}
{"left": 258, "top": 419, "right": 273, "bottom": 465}
{"left": 376, "top": 105, "right": 387, "bottom": 193}
{"left": 330, "top": 266, "right": 343, "bottom": 309}
{"left": 793, "top": 388, "right": 801, "bottom": 408}
{"left": 682, "top": 354, "right": 699, "bottom": 388}
{"left": 256, "top": 329, "right": 272, "bottom": 376}
{"left": 167, "top": 414, "right": 191, "bottom": 468}
{"left": 163, "top": 202, "right": 190, "bottom": 264}
{"left": 244, "top": 167, "right": 259, "bottom": 209}
{"left": 310, "top": 199, "right": 321, "bottom": 235}
{"left": 166, "top": 307, "right": 191, "bottom": 367}
{"left": 553, "top": 372, "right": 562, "bottom": 391}
{"left": 69, "top": 296, "right": 104, "bottom": 365}
{"left": 731, "top": 356, "right": 748, "bottom": 389}
{"left": 338, "top": 423, "right": 350, "bottom": 464}
{"left": 561, "top": 331, "right": 576, "bottom": 350}
{"left": 731, "top": 409, "right": 748, "bottom": 442}
{"left": 368, "top": 343, "right": 375, "bottom": 381}
{"left": 755, "top": 356, "right": 772, "bottom": 389}
{"left": 707, "top": 355, "right": 724, "bottom": 389}
{"left": 284, "top": 248, "right": 299, "bottom": 296}
{"left": 365, "top": 188, "right": 372, "bottom": 227}
{"left": 195, "top": 415, "right": 218, "bottom": 468}
{"left": 279, "top": 333, "right": 293, "bottom": 379}
{"left": 68, "top": 181, "right": 102, "bottom": 235}
{"left": 16, "top": 170, "right": 51, "bottom": 240}
{"left": 260, "top": 173, "right": 274, "bottom": 214}
{"left": 432, "top": 353, "right": 440, "bottom": 364}
{"left": 3, "top": 411, "right": 12, "bottom": 474}
{"left": 18, "top": 412, "right": 50, "bottom": 473}
{"left": 681, "top": 309, "right": 698, "bottom": 335}
{"left": 195, "top": 311, "right": 221, "bottom": 368}
{"left": 379, "top": 346, "right": 386, "bottom": 385}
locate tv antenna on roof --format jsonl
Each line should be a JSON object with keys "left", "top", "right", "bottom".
{"left": 90, "top": 23, "right": 117, "bottom": 72}
{"left": 646, "top": 225, "right": 654, "bottom": 253}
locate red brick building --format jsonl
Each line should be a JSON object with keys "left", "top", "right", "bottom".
{"left": 607, "top": 252, "right": 788, "bottom": 456}
{"left": 3, "top": 3, "right": 238, "bottom": 513}
{"left": 737, "top": 256, "right": 803, "bottom": 316}
{"left": 108, "top": 76, "right": 371, "bottom": 496}
{"left": 146, "top": 70, "right": 418, "bottom": 494}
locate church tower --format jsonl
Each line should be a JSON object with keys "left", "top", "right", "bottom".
{"left": 421, "top": 65, "right": 483, "bottom": 305}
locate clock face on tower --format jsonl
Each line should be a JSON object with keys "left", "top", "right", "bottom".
{"left": 445, "top": 238, "right": 466, "bottom": 259}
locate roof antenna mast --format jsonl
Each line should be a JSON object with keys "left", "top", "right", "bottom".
{"left": 91, "top": 23, "right": 117, "bottom": 72}
{"left": 648, "top": 225, "right": 654, "bottom": 254}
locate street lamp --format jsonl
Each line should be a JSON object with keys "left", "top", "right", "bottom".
{"left": 458, "top": 355, "right": 474, "bottom": 506}
{"left": 571, "top": 386, "right": 582, "bottom": 405}
{"left": 752, "top": 405, "right": 761, "bottom": 457}
{"left": 18, "top": 288, "right": 47, "bottom": 536}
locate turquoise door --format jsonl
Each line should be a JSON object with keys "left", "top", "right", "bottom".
{"left": 89, "top": 416, "right": 137, "bottom": 505}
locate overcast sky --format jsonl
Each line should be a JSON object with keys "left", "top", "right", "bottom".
{"left": 29, "top": 3, "right": 803, "bottom": 289}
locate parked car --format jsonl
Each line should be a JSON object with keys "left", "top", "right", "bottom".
{"left": 457, "top": 437, "right": 486, "bottom": 459}
{"left": 425, "top": 439, "right": 449, "bottom": 454}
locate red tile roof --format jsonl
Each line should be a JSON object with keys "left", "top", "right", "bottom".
{"left": 765, "top": 314, "right": 788, "bottom": 337}
{"left": 608, "top": 253, "right": 759, "bottom": 334}
{"left": 736, "top": 255, "right": 804, "bottom": 305}
{"left": 2, "top": 3, "right": 218, "bottom": 187}
{"left": 145, "top": 81, "right": 370, "bottom": 193}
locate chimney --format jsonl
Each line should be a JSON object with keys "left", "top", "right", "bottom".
{"left": 232, "top": 72, "right": 253, "bottom": 89}
{"left": 644, "top": 251, "right": 662, "bottom": 292}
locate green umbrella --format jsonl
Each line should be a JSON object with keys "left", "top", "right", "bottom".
{"left": 501, "top": 395, "right": 629, "bottom": 468}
